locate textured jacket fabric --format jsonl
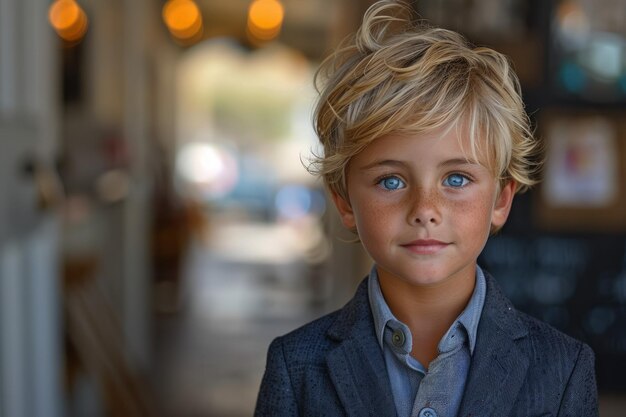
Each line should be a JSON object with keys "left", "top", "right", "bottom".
{"left": 254, "top": 271, "right": 599, "bottom": 417}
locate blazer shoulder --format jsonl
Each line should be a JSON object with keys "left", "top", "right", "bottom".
{"left": 515, "top": 308, "right": 593, "bottom": 369}
{"left": 271, "top": 278, "right": 371, "bottom": 365}
{"left": 513, "top": 309, "right": 598, "bottom": 414}
{"left": 483, "top": 270, "right": 590, "bottom": 361}
{"left": 271, "top": 308, "right": 343, "bottom": 364}
{"left": 518, "top": 309, "right": 585, "bottom": 348}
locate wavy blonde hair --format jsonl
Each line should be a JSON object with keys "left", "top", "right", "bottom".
{"left": 310, "top": 0, "right": 541, "bottom": 202}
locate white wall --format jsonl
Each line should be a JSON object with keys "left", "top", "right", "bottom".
{"left": 0, "top": 1, "right": 62, "bottom": 417}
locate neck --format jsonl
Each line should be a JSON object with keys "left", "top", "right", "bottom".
{"left": 377, "top": 265, "right": 476, "bottom": 365}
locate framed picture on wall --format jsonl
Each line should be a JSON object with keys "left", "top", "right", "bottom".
{"left": 536, "top": 111, "right": 626, "bottom": 232}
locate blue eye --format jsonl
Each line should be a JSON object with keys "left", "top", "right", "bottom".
{"left": 378, "top": 176, "right": 406, "bottom": 190}
{"left": 444, "top": 173, "right": 470, "bottom": 188}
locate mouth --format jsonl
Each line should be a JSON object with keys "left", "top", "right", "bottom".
{"left": 400, "top": 239, "right": 450, "bottom": 255}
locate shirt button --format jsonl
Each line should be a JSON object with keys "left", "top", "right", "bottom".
{"left": 391, "top": 329, "right": 405, "bottom": 347}
{"left": 418, "top": 407, "right": 437, "bottom": 417}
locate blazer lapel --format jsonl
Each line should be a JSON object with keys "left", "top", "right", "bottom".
{"left": 325, "top": 280, "right": 397, "bottom": 417}
{"left": 458, "top": 272, "right": 530, "bottom": 417}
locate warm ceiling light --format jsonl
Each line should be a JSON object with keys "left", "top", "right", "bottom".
{"left": 49, "top": 0, "right": 79, "bottom": 31}
{"left": 162, "top": 0, "right": 203, "bottom": 41}
{"left": 61, "top": 11, "right": 88, "bottom": 42}
{"left": 247, "top": 0, "right": 284, "bottom": 42}
{"left": 248, "top": 0, "right": 284, "bottom": 30}
{"left": 48, "top": 0, "right": 88, "bottom": 43}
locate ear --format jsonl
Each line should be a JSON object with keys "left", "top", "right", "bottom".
{"left": 330, "top": 190, "right": 356, "bottom": 230}
{"left": 491, "top": 181, "right": 516, "bottom": 229}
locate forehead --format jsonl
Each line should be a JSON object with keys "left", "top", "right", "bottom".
{"left": 353, "top": 127, "right": 484, "bottom": 167}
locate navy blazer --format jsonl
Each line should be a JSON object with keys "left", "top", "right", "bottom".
{"left": 255, "top": 272, "right": 598, "bottom": 417}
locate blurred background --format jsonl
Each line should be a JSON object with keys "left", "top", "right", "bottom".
{"left": 0, "top": 0, "right": 625, "bottom": 416}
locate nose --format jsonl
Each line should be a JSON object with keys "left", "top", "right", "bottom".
{"left": 407, "top": 188, "right": 442, "bottom": 226}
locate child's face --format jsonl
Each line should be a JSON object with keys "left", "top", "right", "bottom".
{"left": 332, "top": 127, "right": 515, "bottom": 288}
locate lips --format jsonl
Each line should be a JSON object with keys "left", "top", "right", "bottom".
{"left": 400, "top": 239, "right": 450, "bottom": 255}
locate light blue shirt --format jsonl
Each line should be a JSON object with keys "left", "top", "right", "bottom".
{"left": 367, "top": 265, "right": 487, "bottom": 417}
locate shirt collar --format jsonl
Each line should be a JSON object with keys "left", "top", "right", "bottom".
{"left": 455, "top": 264, "right": 486, "bottom": 354}
{"left": 367, "top": 264, "right": 487, "bottom": 355}
{"left": 367, "top": 265, "right": 397, "bottom": 349}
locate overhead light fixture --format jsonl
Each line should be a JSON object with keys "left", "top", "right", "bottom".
{"left": 48, "top": 0, "right": 88, "bottom": 44}
{"left": 162, "top": 0, "right": 204, "bottom": 45}
{"left": 247, "top": 0, "right": 284, "bottom": 43}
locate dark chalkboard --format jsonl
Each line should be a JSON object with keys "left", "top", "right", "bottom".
{"left": 479, "top": 234, "right": 626, "bottom": 391}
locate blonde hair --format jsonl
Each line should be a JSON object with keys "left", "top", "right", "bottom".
{"left": 310, "top": 0, "right": 541, "bottom": 202}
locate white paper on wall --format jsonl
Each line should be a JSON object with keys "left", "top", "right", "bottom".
{"left": 543, "top": 117, "right": 618, "bottom": 207}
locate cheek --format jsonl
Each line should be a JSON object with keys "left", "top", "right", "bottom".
{"left": 448, "top": 193, "right": 494, "bottom": 231}
{"left": 354, "top": 202, "right": 390, "bottom": 232}
{"left": 352, "top": 198, "right": 401, "bottom": 244}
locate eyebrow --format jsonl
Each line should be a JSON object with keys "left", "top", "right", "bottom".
{"left": 438, "top": 158, "right": 481, "bottom": 168}
{"left": 359, "top": 160, "right": 407, "bottom": 171}
{"left": 359, "top": 158, "right": 480, "bottom": 171}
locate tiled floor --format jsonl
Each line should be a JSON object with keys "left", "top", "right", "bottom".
{"left": 151, "top": 239, "right": 330, "bottom": 417}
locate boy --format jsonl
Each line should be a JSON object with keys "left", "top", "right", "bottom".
{"left": 255, "top": 1, "right": 598, "bottom": 416}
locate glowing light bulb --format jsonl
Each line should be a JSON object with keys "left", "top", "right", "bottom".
{"left": 162, "top": 0, "right": 204, "bottom": 42}
{"left": 48, "top": 0, "right": 88, "bottom": 43}
{"left": 247, "top": 0, "right": 284, "bottom": 42}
